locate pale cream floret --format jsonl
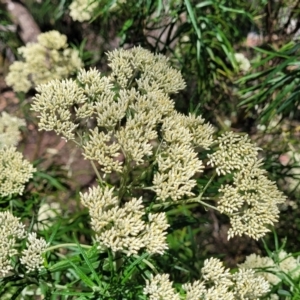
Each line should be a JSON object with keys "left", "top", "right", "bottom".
{"left": 6, "top": 31, "right": 83, "bottom": 93}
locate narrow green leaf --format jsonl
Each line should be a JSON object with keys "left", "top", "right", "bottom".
{"left": 74, "top": 239, "right": 103, "bottom": 288}
{"left": 184, "top": 0, "right": 201, "bottom": 61}
{"left": 122, "top": 252, "right": 150, "bottom": 284}
{"left": 34, "top": 171, "right": 66, "bottom": 191}
{"left": 53, "top": 291, "right": 94, "bottom": 296}
{"left": 66, "top": 258, "right": 95, "bottom": 289}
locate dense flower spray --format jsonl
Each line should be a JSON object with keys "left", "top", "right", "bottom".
{"left": 0, "top": 147, "right": 36, "bottom": 197}
{"left": 0, "top": 112, "right": 25, "bottom": 148}
{"left": 5, "top": 31, "right": 82, "bottom": 93}
{"left": 144, "top": 258, "right": 270, "bottom": 299}
{"left": 32, "top": 46, "right": 286, "bottom": 255}
{"left": 0, "top": 211, "right": 47, "bottom": 278}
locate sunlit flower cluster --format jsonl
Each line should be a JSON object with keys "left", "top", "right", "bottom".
{"left": 144, "top": 273, "right": 180, "bottom": 300}
{"left": 80, "top": 186, "right": 169, "bottom": 255}
{"left": 207, "top": 131, "right": 260, "bottom": 176}
{"left": 33, "top": 47, "right": 211, "bottom": 204}
{"left": 144, "top": 258, "right": 270, "bottom": 299}
{"left": 69, "top": 0, "right": 98, "bottom": 22}
{"left": 32, "top": 79, "right": 87, "bottom": 141}
{"left": 153, "top": 114, "right": 204, "bottom": 201}
{"left": 69, "top": 0, "right": 126, "bottom": 22}
{"left": 0, "top": 211, "right": 26, "bottom": 277}
{"left": 218, "top": 160, "right": 286, "bottom": 239}
{"left": 5, "top": 31, "right": 82, "bottom": 93}
{"left": 32, "top": 46, "right": 285, "bottom": 246}
{"left": 107, "top": 47, "right": 186, "bottom": 93}
{"left": 207, "top": 131, "right": 285, "bottom": 240}
{"left": 239, "top": 250, "right": 300, "bottom": 286}
{"left": 234, "top": 52, "right": 251, "bottom": 72}
{"left": 20, "top": 233, "right": 48, "bottom": 273}
{"left": 0, "top": 112, "right": 26, "bottom": 148}
{"left": 0, "top": 211, "right": 47, "bottom": 278}
{"left": 0, "top": 147, "right": 36, "bottom": 197}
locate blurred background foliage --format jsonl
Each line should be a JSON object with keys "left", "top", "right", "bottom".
{"left": 1, "top": 0, "right": 300, "bottom": 292}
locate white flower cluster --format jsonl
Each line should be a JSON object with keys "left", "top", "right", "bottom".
{"left": 20, "top": 233, "right": 48, "bottom": 273}
{"left": 6, "top": 30, "right": 83, "bottom": 93}
{"left": 0, "top": 211, "right": 26, "bottom": 277}
{"left": 0, "top": 211, "right": 48, "bottom": 278}
{"left": 107, "top": 47, "right": 186, "bottom": 93}
{"left": 32, "top": 46, "right": 285, "bottom": 243}
{"left": 32, "top": 79, "right": 87, "bottom": 141}
{"left": 239, "top": 250, "right": 300, "bottom": 287}
{"left": 207, "top": 131, "right": 261, "bottom": 176}
{"left": 33, "top": 47, "right": 212, "bottom": 203}
{"left": 0, "top": 112, "right": 25, "bottom": 149}
{"left": 69, "top": 0, "right": 126, "bottom": 21}
{"left": 0, "top": 147, "right": 36, "bottom": 197}
{"left": 69, "top": 0, "right": 98, "bottom": 22}
{"left": 144, "top": 257, "right": 270, "bottom": 299}
{"left": 35, "top": 202, "right": 62, "bottom": 231}
{"left": 234, "top": 53, "right": 251, "bottom": 72}
{"left": 208, "top": 132, "right": 286, "bottom": 240}
{"left": 218, "top": 160, "right": 286, "bottom": 240}
{"left": 153, "top": 114, "right": 205, "bottom": 201}
{"left": 144, "top": 273, "right": 180, "bottom": 300}
{"left": 80, "top": 186, "right": 169, "bottom": 255}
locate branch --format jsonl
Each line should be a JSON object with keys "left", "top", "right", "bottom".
{"left": 4, "top": 0, "right": 41, "bottom": 43}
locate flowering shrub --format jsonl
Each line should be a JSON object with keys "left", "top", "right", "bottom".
{"left": 31, "top": 47, "right": 286, "bottom": 242}
{"left": 0, "top": 46, "right": 293, "bottom": 299}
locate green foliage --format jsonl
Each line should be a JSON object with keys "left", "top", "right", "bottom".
{"left": 2, "top": 0, "right": 300, "bottom": 299}
{"left": 238, "top": 42, "right": 300, "bottom": 125}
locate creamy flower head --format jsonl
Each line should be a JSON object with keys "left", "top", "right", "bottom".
{"left": 153, "top": 113, "right": 205, "bottom": 201}
{"left": 234, "top": 52, "right": 251, "bottom": 72}
{"left": 208, "top": 131, "right": 261, "bottom": 176}
{"left": 0, "top": 211, "right": 26, "bottom": 278}
{"left": 80, "top": 186, "right": 169, "bottom": 255}
{"left": 239, "top": 250, "right": 300, "bottom": 287}
{"left": 161, "top": 257, "right": 270, "bottom": 299}
{"left": 153, "top": 142, "right": 203, "bottom": 201}
{"left": 0, "top": 112, "right": 26, "bottom": 148}
{"left": 32, "top": 48, "right": 205, "bottom": 197}
{"left": 218, "top": 160, "right": 286, "bottom": 240}
{"left": 69, "top": 0, "right": 98, "bottom": 22}
{"left": 238, "top": 253, "right": 281, "bottom": 286}
{"left": 83, "top": 129, "right": 123, "bottom": 173}
{"left": 107, "top": 46, "right": 186, "bottom": 93}
{"left": 143, "top": 274, "right": 180, "bottom": 300}
{"left": 20, "top": 232, "right": 48, "bottom": 273}
{"left": 69, "top": 0, "right": 126, "bottom": 21}
{"left": 232, "top": 268, "right": 270, "bottom": 299}
{"left": 37, "top": 30, "right": 67, "bottom": 49}
{"left": 35, "top": 202, "right": 62, "bottom": 231}
{"left": 33, "top": 50, "right": 211, "bottom": 202}
{"left": 32, "top": 79, "right": 87, "bottom": 141}
{"left": 180, "top": 113, "right": 215, "bottom": 149}
{"left": 0, "top": 147, "right": 36, "bottom": 197}
{"left": 278, "top": 250, "right": 300, "bottom": 279}
{"left": 5, "top": 30, "right": 83, "bottom": 93}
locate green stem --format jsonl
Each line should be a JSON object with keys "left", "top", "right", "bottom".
{"left": 195, "top": 199, "right": 219, "bottom": 211}
{"left": 118, "top": 158, "right": 131, "bottom": 200}
{"left": 90, "top": 160, "right": 103, "bottom": 183}
{"left": 199, "top": 172, "right": 217, "bottom": 198}
{"left": 46, "top": 243, "right": 92, "bottom": 252}
{"left": 150, "top": 173, "right": 218, "bottom": 210}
